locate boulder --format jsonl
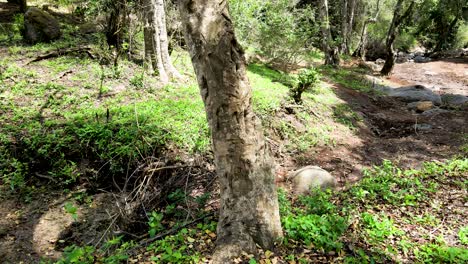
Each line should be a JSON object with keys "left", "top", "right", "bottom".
{"left": 359, "top": 61, "right": 381, "bottom": 71}
{"left": 389, "top": 85, "right": 442, "bottom": 105}
{"left": 291, "top": 166, "right": 337, "bottom": 195}
{"left": 80, "top": 15, "right": 107, "bottom": 34}
{"left": 421, "top": 108, "right": 450, "bottom": 116}
{"left": 441, "top": 94, "right": 468, "bottom": 108}
{"left": 375, "top": 58, "right": 385, "bottom": 65}
{"left": 23, "top": 7, "right": 61, "bottom": 44}
{"left": 414, "top": 55, "right": 431, "bottom": 63}
{"left": 407, "top": 101, "right": 434, "bottom": 112}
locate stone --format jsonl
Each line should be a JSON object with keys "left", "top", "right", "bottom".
{"left": 359, "top": 61, "right": 381, "bottom": 71}
{"left": 407, "top": 101, "right": 434, "bottom": 112}
{"left": 414, "top": 55, "right": 431, "bottom": 63}
{"left": 389, "top": 85, "right": 442, "bottom": 105}
{"left": 415, "top": 124, "right": 432, "bottom": 131}
{"left": 441, "top": 94, "right": 468, "bottom": 108}
{"left": 79, "top": 16, "right": 107, "bottom": 34}
{"left": 291, "top": 166, "right": 337, "bottom": 195}
{"left": 421, "top": 108, "right": 450, "bottom": 116}
{"left": 375, "top": 58, "right": 385, "bottom": 64}
{"left": 23, "top": 7, "right": 61, "bottom": 44}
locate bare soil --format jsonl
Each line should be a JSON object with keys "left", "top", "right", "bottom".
{"left": 390, "top": 58, "right": 468, "bottom": 96}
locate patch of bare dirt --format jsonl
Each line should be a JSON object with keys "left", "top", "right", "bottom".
{"left": 303, "top": 82, "right": 466, "bottom": 188}
{"left": 390, "top": 58, "right": 468, "bottom": 96}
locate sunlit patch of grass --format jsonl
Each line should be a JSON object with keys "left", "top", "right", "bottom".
{"left": 319, "top": 65, "right": 374, "bottom": 93}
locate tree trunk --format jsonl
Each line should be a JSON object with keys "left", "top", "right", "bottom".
{"left": 178, "top": 0, "right": 282, "bottom": 262}
{"left": 346, "top": 0, "right": 356, "bottom": 53}
{"left": 106, "top": 0, "right": 126, "bottom": 51}
{"left": 154, "top": 0, "right": 182, "bottom": 79}
{"left": 353, "top": 0, "right": 381, "bottom": 60}
{"left": 381, "top": 0, "right": 415, "bottom": 75}
{"left": 340, "top": 0, "right": 349, "bottom": 54}
{"left": 320, "top": 0, "right": 340, "bottom": 66}
{"left": 142, "top": 0, "right": 180, "bottom": 82}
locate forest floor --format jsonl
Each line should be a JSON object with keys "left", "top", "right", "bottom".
{"left": 0, "top": 2, "right": 467, "bottom": 263}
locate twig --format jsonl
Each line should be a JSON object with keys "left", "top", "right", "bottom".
{"left": 34, "top": 172, "right": 57, "bottom": 183}
{"left": 26, "top": 47, "right": 94, "bottom": 65}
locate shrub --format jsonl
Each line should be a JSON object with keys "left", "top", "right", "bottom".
{"left": 290, "top": 68, "right": 321, "bottom": 104}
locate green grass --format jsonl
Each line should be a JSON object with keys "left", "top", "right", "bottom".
{"left": 319, "top": 65, "right": 375, "bottom": 93}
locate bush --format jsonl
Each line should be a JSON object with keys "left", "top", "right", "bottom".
{"left": 290, "top": 68, "right": 321, "bottom": 104}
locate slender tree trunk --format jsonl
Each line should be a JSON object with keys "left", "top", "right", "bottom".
{"left": 142, "top": 0, "right": 168, "bottom": 82}
{"left": 346, "top": 0, "right": 356, "bottom": 53}
{"left": 320, "top": 0, "right": 340, "bottom": 65}
{"left": 179, "top": 0, "right": 282, "bottom": 262}
{"left": 106, "top": 0, "right": 126, "bottom": 51}
{"left": 340, "top": 0, "right": 349, "bottom": 54}
{"left": 155, "top": 0, "right": 182, "bottom": 79}
{"left": 353, "top": 0, "right": 381, "bottom": 60}
{"left": 381, "top": 0, "right": 415, "bottom": 75}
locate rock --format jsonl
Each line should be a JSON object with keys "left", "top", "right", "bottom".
{"left": 407, "top": 101, "right": 434, "bottom": 112}
{"left": 415, "top": 124, "right": 432, "bottom": 131}
{"left": 359, "top": 61, "right": 381, "bottom": 71}
{"left": 441, "top": 94, "right": 468, "bottom": 108}
{"left": 389, "top": 85, "right": 442, "bottom": 105}
{"left": 396, "top": 56, "right": 409, "bottom": 63}
{"left": 23, "top": 7, "right": 61, "bottom": 44}
{"left": 414, "top": 55, "right": 431, "bottom": 63}
{"left": 375, "top": 58, "right": 385, "bottom": 64}
{"left": 79, "top": 16, "right": 107, "bottom": 34}
{"left": 421, "top": 108, "right": 450, "bottom": 116}
{"left": 291, "top": 166, "right": 337, "bottom": 195}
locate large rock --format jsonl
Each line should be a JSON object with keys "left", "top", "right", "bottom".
{"left": 389, "top": 85, "right": 442, "bottom": 105}
{"left": 23, "top": 7, "right": 61, "bottom": 44}
{"left": 414, "top": 55, "right": 431, "bottom": 63}
{"left": 80, "top": 15, "right": 108, "bottom": 34}
{"left": 407, "top": 101, "right": 434, "bottom": 112}
{"left": 441, "top": 94, "right": 468, "bottom": 108}
{"left": 291, "top": 166, "right": 337, "bottom": 195}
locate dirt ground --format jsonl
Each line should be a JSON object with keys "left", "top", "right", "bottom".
{"left": 390, "top": 58, "right": 468, "bottom": 96}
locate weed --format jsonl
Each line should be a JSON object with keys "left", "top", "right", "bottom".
{"left": 361, "top": 212, "right": 403, "bottom": 244}
{"left": 148, "top": 211, "right": 164, "bottom": 238}
{"left": 414, "top": 244, "right": 468, "bottom": 263}
{"left": 459, "top": 226, "right": 468, "bottom": 245}
{"left": 64, "top": 202, "right": 78, "bottom": 221}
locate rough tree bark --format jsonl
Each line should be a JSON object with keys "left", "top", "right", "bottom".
{"left": 143, "top": 0, "right": 169, "bottom": 82}
{"left": 340, "top": 0, "right": 349, "bottom": 54}
{"left": 320, "top": 0, "right": 340, "bottom": 65}
{"left": 142, "top": 0, "right": 181, "bottom": 82}
{"left": 340, "top": 0, "right": 356, "bottom": 55}
{"left": 353, "top": 0, "right": 381, "bottom": 60}
{"left": 381, "top": 0, "right": 415, "bottom": 75}
{"left": 106, "top": 0, "right": 126, "bottom": 51}
{"left": 155, "top": 0, "right": 182, "bottom": 79}
{"left": 179, "top": 0, "right": 283, "bottom": 262}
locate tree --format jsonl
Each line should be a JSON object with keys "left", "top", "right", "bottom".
{"left": 381, "top": 0, "right": 415, "bottom": 75}
{"left": 340, "top": 0, "right": 357, "bottom": 55}
{"left": 142, "top": 0, "right": 181, "bottom": 83}
{"left": 353, "top": 0, "right": 381, "bottom": 60}
{"left": 319, "top": 0, "right": 340, "bottom": 65}
{"left": 178, "top": 0, "right": 282, "bottom": 262}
